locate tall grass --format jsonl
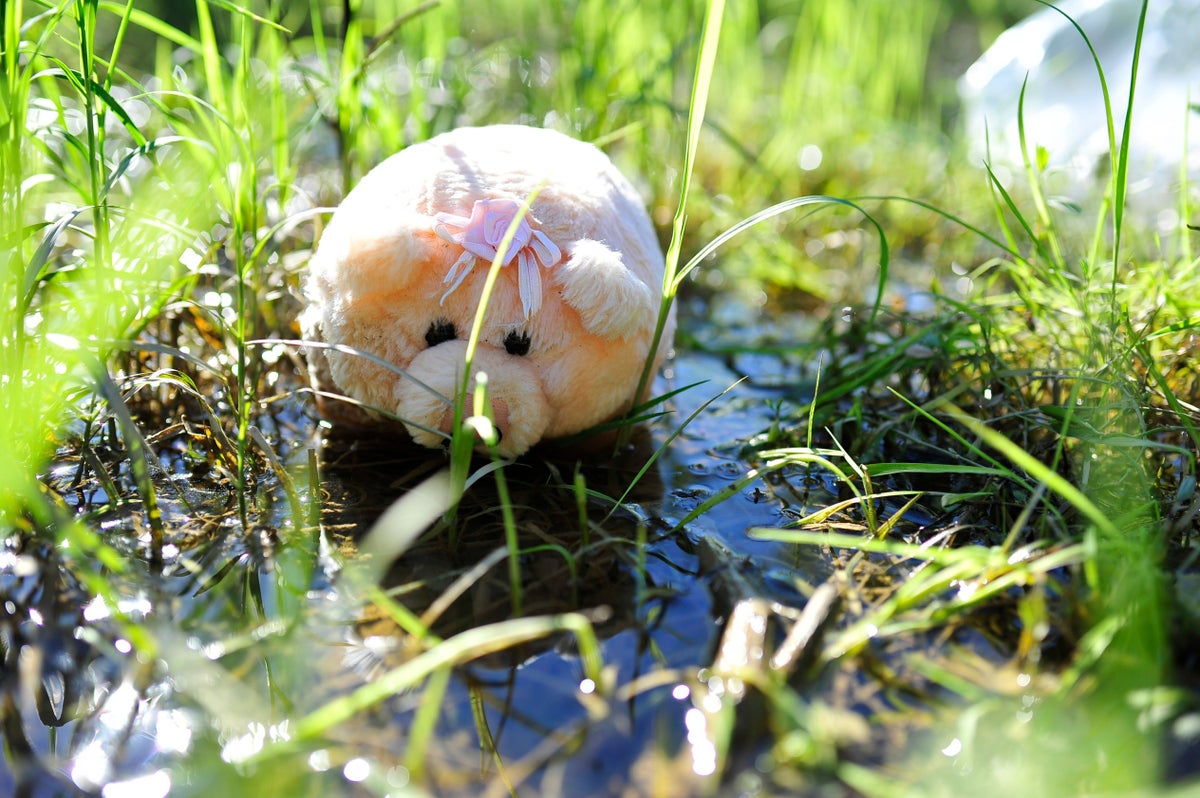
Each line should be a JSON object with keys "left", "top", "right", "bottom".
{"left": 2, "top": 1, "right": 213, "bottom": 534}
{"left": 724, "top": 0, "right": 1186, "bottom": 791}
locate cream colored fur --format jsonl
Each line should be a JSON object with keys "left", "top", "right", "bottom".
{"left": 301, "top": 124, "right": 673, "bottom": 457}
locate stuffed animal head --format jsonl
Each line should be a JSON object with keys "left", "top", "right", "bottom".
{"left": 302, "top": 125, "right": 673, "bottom": 457}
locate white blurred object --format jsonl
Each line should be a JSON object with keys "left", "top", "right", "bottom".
{"left": 959, "top": 0, "right": 1200, "bottom": 208}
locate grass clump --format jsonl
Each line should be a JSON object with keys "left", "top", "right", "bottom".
{"left": 696, "top": 2, "right": 1193, "bottom": 791}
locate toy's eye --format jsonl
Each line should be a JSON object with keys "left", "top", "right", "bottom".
{"left": 425, "top": 319, "right": 457, "bottom": 347}
{"left": 503, "top": 330, "right": 531, "bottom": 356}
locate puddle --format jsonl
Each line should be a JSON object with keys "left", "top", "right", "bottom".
{"left": 3, "top": 295, "right": 1039, "bottom": 796}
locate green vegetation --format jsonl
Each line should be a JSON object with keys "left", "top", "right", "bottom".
{"left": 3, "top": 0, "right": 1199, "bottom": 796}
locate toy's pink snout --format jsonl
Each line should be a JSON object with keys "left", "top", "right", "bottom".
{"left": 441, "top": 395, "right": 511, "bottom": 444}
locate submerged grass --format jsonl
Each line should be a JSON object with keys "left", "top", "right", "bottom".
{"left": 3, "top": 0, "right": 1200, "bottom": 795}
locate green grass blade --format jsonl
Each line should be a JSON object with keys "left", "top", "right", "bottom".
{"left": 358, "top": 470, "right": 455, "bottom": 580}
{"left": 940, "top": 404, "right": 1119, "bottom": 542}
{"left": 673, "top": 195, "right": 890, "bottom": 315}
{"left": 607, "top": 378, "right": 743, "bottom": 523}
{"left": 662, "top": 0, "right": 725, "bottom": 289}
{"left": 100, "top": 2, "right": 204, "bottom": 53}
{"left": 626, "top": 0, "right": 725, "bottom": 432}
{"left": 290, "top": 614, "right": 601, "bottom": 741}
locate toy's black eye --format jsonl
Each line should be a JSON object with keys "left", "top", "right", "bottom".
{"left": 503, "top": 330, "right": 531, "bottom": 356}
{"left": 425, "top": 319, "right": 457, "bottom": 347}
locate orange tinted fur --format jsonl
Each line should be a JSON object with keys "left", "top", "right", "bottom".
{"left": 301, "top": 124, "right": 673, "bottom": 457}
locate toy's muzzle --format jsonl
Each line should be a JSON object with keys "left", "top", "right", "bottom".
{"left": 395, "top": 341, "right": 549, "bottom": 457}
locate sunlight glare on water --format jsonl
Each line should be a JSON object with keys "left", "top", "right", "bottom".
{"left": 221, "top": 720, "right": 291, "bottom": 763}
{"left": 71, "top": 741, "right": 112, "bottom": 791}
{"left": 954, "top": 579, "right": 980, "bottom": 602}
{"left": 221, "top": 723, "right": 266, "bottom": 763}
{"left": 83, "top": 595, "right": 110, "bottom": 622}
{"left": 100, "top": 770, "right": 172, "bottom": 798}
{"left": 344, "top": 757, "right": 371, "bottom": 782}
{"left": 84, "top": 594, "right": 155, "bottom": 622}
{"left": 685, "top": 708, "right": 718, "bottom": 777}
{"left": 154, "top": 709, "right": 194, "bottom": 755}
{"left": 100, "top": 681, "right": 142, "bottom": 732}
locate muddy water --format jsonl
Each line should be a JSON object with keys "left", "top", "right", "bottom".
{"left": 2, "top": 298, "right": 878, "bottom": 797}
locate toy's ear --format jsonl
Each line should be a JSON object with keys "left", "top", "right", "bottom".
{"left": 555, "top": 240, "right": 657, "bottom": 339}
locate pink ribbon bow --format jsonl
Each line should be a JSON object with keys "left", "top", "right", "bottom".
{"left": 433, "top": 198, "right": 561, "bottom": 318}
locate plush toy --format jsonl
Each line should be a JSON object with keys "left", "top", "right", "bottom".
{"left": 301, "top": 124, "right": 673, "bottom": 457}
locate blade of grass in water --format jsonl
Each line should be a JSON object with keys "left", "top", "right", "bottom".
{"left": 285, "top": 613, "right": 603, "bottom": 743}
{"left": 435, "top": 190, "right": 548, "bottom": 607}
{"left": 358, "top": 470, "right": 456, "bottom": 583}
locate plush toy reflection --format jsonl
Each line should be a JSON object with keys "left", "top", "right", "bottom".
{"left": 302, "top": 125, "right": 673, "bottom": 457}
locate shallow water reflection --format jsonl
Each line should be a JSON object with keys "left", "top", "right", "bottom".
{"left": 3, "top": 337, "right": 939, "bottom": 796}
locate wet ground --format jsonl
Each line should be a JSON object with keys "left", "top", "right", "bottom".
{"left": 0, "top": 292, "right": 1109, "bottom": 796}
